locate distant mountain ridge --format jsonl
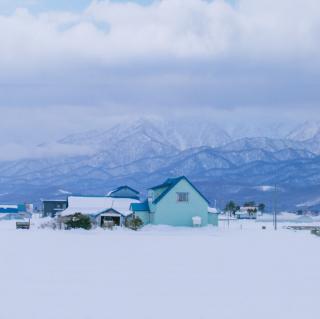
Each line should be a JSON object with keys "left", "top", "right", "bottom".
{"left": 287, "top": 121, "right": 320, "bottom": 141}
{"left": 1, "top": 119, "right": 320, "bottom": 210}
{"left": 58, "top": 119, "right": 233, "bottom": 152}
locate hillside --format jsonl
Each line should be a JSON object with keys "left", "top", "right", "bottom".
{"left": 1, "top": 119, "right": 320, "bottom": 210}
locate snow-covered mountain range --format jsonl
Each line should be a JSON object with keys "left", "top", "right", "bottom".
{"left": 1, "top": 118, "right": 320, "bottom": 210}
{"left": 287, "top": 121, "right": 320, "bottom": 141}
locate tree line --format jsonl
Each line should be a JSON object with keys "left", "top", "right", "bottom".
{"left": 224, "top": 201, "right": 266, "bottom": 216}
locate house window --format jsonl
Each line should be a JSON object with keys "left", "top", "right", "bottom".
{"left": 177, "top": 192, "right": 189, "bottom": 202}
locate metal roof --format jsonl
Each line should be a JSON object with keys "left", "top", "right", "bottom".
{"left": 130, "top": 200, "right": 150, "bottom": 212}
{"left": 109, "top": 186, "right": 140, "bottom": 195}
{"left": 151, "top": 176, "right": 210, "bottom": 205}
{"left": 0, "top": 208, "right": 19, "bottom": 214}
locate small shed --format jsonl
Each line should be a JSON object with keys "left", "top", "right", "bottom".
{"left": 42, "top": 200, "right": 68, "bottom": 217}
{"left": 208, "top": 207, "right": 220, "bottom": 226}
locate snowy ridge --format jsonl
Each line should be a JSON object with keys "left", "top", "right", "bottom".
{"left": 287, "top": 121, "right": 320, "bottom": 141}
{"left": 1, "top": 118, "right": 320, "bottom": 209}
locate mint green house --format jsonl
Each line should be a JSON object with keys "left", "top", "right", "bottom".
{"left": 131, "top": 176, "right": 219, "bottom": 227}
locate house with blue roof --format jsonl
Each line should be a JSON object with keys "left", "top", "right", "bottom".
{"left": 131, "top": 176, "right": 219, "bottom": 227}
{"left": 107, "top": 186, "right": 140, "bottom": 200}
{"left": 0, "top": 204, "right": 32, "bottom": 220}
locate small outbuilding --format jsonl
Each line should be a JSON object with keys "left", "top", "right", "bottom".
{"left": 0, "top": 204, "right": 32, "bottom": 220}
{"left": 235, "top": 206, "right": 259, "bottom": 219}
{"left": 42, "top": 200, "right": 68, "bottom": 217}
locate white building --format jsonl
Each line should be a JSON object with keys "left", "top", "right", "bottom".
{"left": 235, "top": 206, "right": 260, "bottom": 219}
{"left": 59, "top": 195, "right": 140, "bottom": 227}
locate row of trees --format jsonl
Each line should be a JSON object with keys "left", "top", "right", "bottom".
{"left": 64, "top": 213, "right": 144, "bottom": 231}
{"left": 224, "top": 201, "right": 266, "bottom": 215}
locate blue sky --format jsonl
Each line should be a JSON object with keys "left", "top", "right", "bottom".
{"left": 0, "top": 0, "right": 156, "bottom": 14}
{"left": 0, "top": 0, "right": 236, "bottom": 14}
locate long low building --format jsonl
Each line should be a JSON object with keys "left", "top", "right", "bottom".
{"left": 59, "top": 195, "right": 140, "bottom": 227}
{"left": 0, "top": 204, "right": 32, "bottom": 220}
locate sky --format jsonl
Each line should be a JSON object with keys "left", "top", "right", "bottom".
{"left": 0, "top": 0, "right": 156, "bottom": 14}
{"left": 0, "top": 0, "right": 319, "bottom": 159}
{"left": 0, "top": 1, "right": 236, "bottom": 13}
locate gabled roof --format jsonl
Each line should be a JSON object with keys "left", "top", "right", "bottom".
{"left": 151, "top": 176, "right": 210, "bottom": 205}
{"left": 107, "top": 186, "right": 140, "bottom": 199}
{"left": 60, "top": 196, "right": 139, "bottom": 217}
{"left": 94, "top": 208, "right": 129, "bottom": 217}
{"left": 149, "top": 181, "right": 173, "bottom": 191}
{"left": 130, "top": 200, "right": 150, "bottom": 212}
{"left": 109, "top": 186, "right": 139, "bottom": 195}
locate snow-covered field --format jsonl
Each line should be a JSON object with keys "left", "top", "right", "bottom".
{"left": 0, "top": 220, "right": 319, "bottom": 319}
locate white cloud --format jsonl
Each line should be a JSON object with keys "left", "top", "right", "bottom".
{"left": 0, "top": 0, "right": 319, "bottom": 158}
{"left": 0, "top": 0, "right": 319, "bottom": 73}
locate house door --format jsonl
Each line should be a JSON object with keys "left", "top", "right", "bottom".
{"left": 101, "top": 216, "right": 121, "bottom": 227}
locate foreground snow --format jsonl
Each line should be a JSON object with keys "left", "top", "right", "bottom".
{"left": 0, "top": 220, "right": 319, "bottom": 319}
